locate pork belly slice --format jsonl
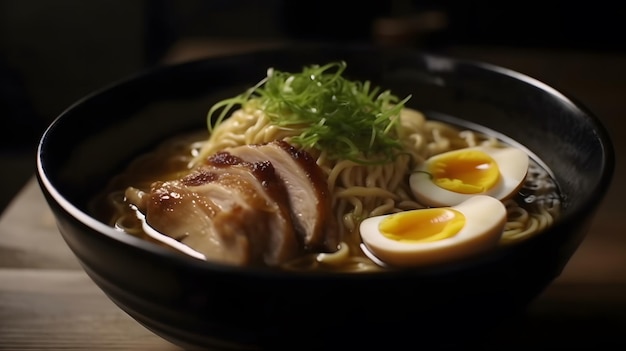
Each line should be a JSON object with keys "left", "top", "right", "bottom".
{"left": 125, "top": 152, "right": 299, "bottom": 266}
{"left": 227, "top": 140, "right": 339, "bottom": 252}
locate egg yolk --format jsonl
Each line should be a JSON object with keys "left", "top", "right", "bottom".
{"left": 379, "top": 208, "right": 466, "bottom": 243}
{"left": 428, "top": 149, "right": 500, "bottom": 194}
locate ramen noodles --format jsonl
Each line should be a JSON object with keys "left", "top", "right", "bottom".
{"left": 91, "top": 61, "right": 561, "bottom": 272}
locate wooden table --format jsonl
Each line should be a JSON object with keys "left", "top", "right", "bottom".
{"left": 1, "top": 45, "right": 625, "bottom": 349}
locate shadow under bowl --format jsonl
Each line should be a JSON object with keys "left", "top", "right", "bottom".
{"left": 36, "top": 44, "right": 614, "bottom": 350}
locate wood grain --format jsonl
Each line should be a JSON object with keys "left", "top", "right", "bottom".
{"left": 0, "top": 269, "right": 179, "bottom": 350}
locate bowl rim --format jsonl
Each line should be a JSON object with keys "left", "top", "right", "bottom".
{"left": 36, "top": 43, "right": 616, "bottom": 278}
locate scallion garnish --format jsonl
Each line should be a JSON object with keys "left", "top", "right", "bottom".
{"left": 207, "top": 61, "right": 411, "bottom": 164}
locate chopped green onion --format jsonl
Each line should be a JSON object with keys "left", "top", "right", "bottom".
{"left": 207, "top": 61, "right": 411, "bottom": 164}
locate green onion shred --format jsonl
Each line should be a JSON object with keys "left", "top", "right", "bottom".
{"left": 207, "top": 61, "right": 411, "bottom": 164}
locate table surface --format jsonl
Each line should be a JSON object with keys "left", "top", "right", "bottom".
{"left": 1, "top": 44, "right": 625, "bottom": 350}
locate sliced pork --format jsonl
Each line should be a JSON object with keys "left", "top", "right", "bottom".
{"left": 227, "top": 140, "right": 339, "bottom": 252}
{"left": 125, "top": 152, "right": 299, "bottom": 266}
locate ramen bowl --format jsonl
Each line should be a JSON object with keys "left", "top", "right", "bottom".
{"left": 36, "top": 44, "right": 614, "bottom": 350}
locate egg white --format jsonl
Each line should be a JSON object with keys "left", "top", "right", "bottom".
{"left": 409, "top": 145, "right": 529, "bottom": 207}
{"left": 359, "top": 195, "right": 506, "bottom": 268}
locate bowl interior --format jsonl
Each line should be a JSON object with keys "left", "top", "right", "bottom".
{"left": 40, "top": 45, "right": 613, "bottom": 225}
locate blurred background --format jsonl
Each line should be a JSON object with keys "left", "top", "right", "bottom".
{"left": 1, "top": 0, "right": 624, "bottom": 213}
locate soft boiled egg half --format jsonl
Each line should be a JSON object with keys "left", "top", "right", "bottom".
{"left": 360, "top": 195, "right": 506, "bottom": 268}
{"left": 409, "top": 145, "right": 529, "bottom": 207}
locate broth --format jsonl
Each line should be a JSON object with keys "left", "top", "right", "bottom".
{"left": 90, "top": 114, "right": 561, "bottom": 272}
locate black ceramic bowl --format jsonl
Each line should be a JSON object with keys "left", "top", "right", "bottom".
{"left": 36, "top": 44, "right": 614, "bottom": 350}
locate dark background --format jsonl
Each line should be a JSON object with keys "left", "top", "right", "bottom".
{"left": 1, "top": 0, "right": 624, "bottom": 213}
